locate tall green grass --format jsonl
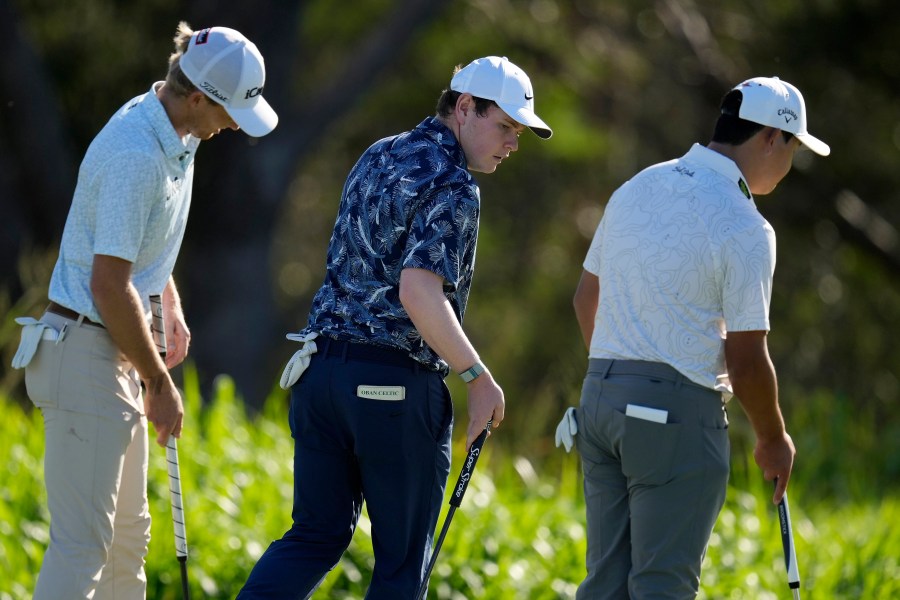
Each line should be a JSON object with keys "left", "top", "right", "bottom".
{"left": 1, "top": 369, "right": 898, "bottom": 599}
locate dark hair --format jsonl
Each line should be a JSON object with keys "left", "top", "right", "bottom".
{"left": 712, "top": 89, "right": 795, "bottom": 145}
{"left": 435, "top": 89, "right": 497, "bottom": 118}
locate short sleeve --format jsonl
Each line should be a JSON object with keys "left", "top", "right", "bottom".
{"left": 721, "top": 221, "right": 775, "bottom": 332}
{"left": 402, "top": 184, "right": 478, "bottom": 290}
{"left": 92, "top": 151, "right": 162, "bottom": 262}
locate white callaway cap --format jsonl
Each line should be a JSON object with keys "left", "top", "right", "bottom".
{"left": 451, "top": 56, "right": 552, "bottom": 139}
{"left": 180, "top": 27, "right": 278, "bottom": 137}
{"left": 731, "top": 76, "right": 829, "bottom": 156}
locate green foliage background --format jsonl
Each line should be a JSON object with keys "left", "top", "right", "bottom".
{"left": 2, "top": 369, "right": 899, "bottom": 599}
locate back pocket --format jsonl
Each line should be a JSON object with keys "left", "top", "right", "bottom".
{"left": 622, "top": 417, "right": 682, "bottom": 486}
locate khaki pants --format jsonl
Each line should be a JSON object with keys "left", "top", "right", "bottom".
{"left": 25, "top": 312, "right": 151, "bottom": 600}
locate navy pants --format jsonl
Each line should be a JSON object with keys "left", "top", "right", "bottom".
{"left": 238, "top": 339, "right": 453, "bottom": 599}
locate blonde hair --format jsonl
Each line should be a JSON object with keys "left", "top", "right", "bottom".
{"left": 165, "top": 21, "right": 199, "bottom": 97}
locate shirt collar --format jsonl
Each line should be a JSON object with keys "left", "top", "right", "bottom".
{"left": 415, "top": 117, "right": 467, "bottom": 169}
{"left": 683, "top": 143, "right": 753, "bottom": 200}
{"left": 144, "top": 82, "right": 195, "bottom": 161}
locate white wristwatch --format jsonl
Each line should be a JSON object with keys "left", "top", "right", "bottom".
{"left": 459, "top": 361, "right": 485, "bottom": 383}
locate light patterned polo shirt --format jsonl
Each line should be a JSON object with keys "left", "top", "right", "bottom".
{"left": 49, "top": 82, "right": 200, "bottom": 323}
{"left": 584, "top": 143, "right": 775, "bottom": 392}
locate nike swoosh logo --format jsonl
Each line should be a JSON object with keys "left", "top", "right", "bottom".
{"left": 525, "top": 94, "right": 533, "bottom": 100}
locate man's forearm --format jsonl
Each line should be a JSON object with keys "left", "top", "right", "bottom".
{"left": 725, "top": 331, "right": 785, "bottom": 441}
{"left": 91, "top": 255, "right": 168, "bottom": 383}
{"left": 399, "top": 268, "right": 480, "bottom": 373}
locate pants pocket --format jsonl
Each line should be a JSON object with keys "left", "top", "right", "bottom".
{"left": 25, "top": 341, "right": 62, "bottom": 409}
{"left": 622, "top": 417, "right": 682, "bottom": 486}
{"left": 427, "top": 378, "right": 453, "bottom": 443}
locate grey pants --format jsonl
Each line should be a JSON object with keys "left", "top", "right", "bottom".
{"left": 576, "top": 359, "right": 730, "bottom": 600}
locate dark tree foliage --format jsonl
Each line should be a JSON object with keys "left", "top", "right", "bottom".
{"left": 2, "top": 0, "right": 898, "bottom": 467}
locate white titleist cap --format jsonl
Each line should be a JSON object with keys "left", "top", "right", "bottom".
{"left": 451, "top": 56, "right": 552, "bottom": 139}
{"left": 731, "top": 76, "right": 829, "bottom": 156}
{"left": 180, "top": 27, "right": 278, "bottom": 137}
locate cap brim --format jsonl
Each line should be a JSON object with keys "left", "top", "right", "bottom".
{"left": 796, "top": 132, "right": 830, "bottom": 156}
{"left": 227, "top": 97, "right": 278, "bottom": 138}
{"left": 496, "top": 102, "right": 552, "bottom": 139}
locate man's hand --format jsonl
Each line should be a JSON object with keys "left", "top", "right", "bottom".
{"left": 164, "top": 312, "right": 191, "bottom": 368}
{"left": 163, "top": 277, "right": 191, "bottom": 368}
{"left": 465, "top": 371, "right": 504, "bottom": 449}
{"left": 144, "top": 372, "right": 185, "bottom": 446}
{"left": 754, "top": 431, "right": 795, "bottom": 504}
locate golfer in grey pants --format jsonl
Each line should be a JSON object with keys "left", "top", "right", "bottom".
{"left": 576, "top": 359, "right": 729, "bottom": 597}
{"left": 557, "top": 76, "right": 830, "bottom": 598}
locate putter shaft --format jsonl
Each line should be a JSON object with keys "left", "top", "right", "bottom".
{"left": 417, "top": 421, "right": 492, "bottom": 600}
{"left": 152, "top": 295, "right": 190, "bottom": 599}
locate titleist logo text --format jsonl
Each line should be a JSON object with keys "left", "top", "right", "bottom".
{"left": 201, "top": 82, "right": 228, "bottom": 102}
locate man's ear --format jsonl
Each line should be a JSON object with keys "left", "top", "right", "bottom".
{"left": 187, "top": 90, "right": 208, "bottom": 108}
{"left": 456, "top": 93, "right": 473, "bottom": 120}
{"left": 764, "top": 126, "right": 782, "bottom": 147}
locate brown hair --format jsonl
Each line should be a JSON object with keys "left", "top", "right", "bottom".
{"left": 435, "top": 65, "right": 497, "bottom": 118}
{"left": 165, "top": 21, "right": 200, "bottom": 98}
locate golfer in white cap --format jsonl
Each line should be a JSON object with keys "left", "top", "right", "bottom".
{"left": 238, "top": 56, "right": 550, "bottom": 599}
{"left": 13, "top": 21, "right": 277, "bottom": 599}
{"left": 556, "top": 76, "right": 828, "bottom": 599}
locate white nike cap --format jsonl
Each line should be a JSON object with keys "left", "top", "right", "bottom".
{"left": 731, "top": 76, "right": 829, "bottom": 156}
{"left": 180, "top": 26, "right": 278, "bottom": 138}
{"left": 451, "top": 56, "right": 552, "bottom": 139}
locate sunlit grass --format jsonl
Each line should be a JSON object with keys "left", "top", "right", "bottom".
{"left": 1, "top": 370, "right": 898, "bottom": 599}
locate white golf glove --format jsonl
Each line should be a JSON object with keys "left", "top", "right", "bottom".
{"left": 279, "top": 332, "right": 319, "bottom": 389}
{"left": 11, "top": 317, "right": 58, "bottom": 369}
{"left": 555, "top": 406, "right": 578, "bottom": 453}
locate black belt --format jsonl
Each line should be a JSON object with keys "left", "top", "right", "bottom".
{"left": 46, "top": 302, "right": 105, "bottom": 328}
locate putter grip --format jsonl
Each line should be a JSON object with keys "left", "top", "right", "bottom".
{"left": 166, "top": 436, "right": 189, "bottom": 558}
{"left": 449, "top": 422, "right": 491, "bottom": 508}
{"left": 150, "top": 294, "right": 166, "bottom": 357}
{"left": 776, "top": 481, "right": 800, "bottom": 590}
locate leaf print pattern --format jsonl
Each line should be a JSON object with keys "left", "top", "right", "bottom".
{"left": 295, "top": 117, "right": 480, "bottom": 374}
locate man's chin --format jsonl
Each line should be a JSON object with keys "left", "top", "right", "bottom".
{"left": 468, "top": 163, "right": 498, "bottom": 175}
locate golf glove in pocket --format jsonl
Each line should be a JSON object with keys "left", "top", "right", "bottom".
{"left": 11, "top": 317, "right": 58, "bottom": 369}
{"left": 555, "top": 406, "right": 578, "bottom": 453}
{"left": 279, "top": 332, "right": 319, "bottom": 389}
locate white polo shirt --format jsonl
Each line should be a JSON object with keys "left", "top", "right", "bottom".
{"left": 584, "top": 143, "right": 775, "bottom": 393}
{"left": 49, "top": 82, "right": 200, "bottom": 323}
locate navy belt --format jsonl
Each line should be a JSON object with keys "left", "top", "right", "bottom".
{"left": 319, "top": 337, "right": 434, "bottom": 373}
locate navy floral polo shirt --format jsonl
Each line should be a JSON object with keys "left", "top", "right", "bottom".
{"left": 298, "top": 116, "right": 481, "bottom": 374}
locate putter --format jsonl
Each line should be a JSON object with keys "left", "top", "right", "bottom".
{"left": 416, "top": 420, "right": 493, "bottom": 600}
{"left": 150, "top": 295, "right": 190, "bottom": 600}
{"left": 774, "top": 479, "right": 800, "bottom": 600}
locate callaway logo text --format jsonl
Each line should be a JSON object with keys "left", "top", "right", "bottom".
{"left": 778, "top": 107, "right": 798, "bottom": 123}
